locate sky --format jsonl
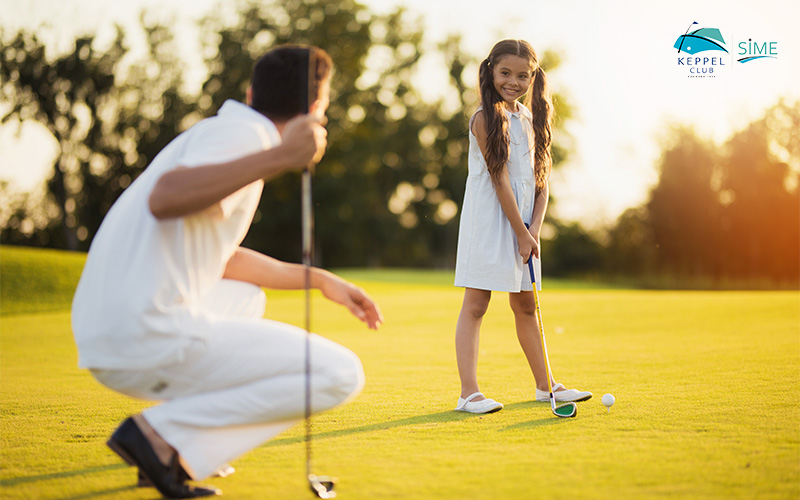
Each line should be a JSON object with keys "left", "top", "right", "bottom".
{"left": 1, "top": 0, "right": 799, "bottom": 228}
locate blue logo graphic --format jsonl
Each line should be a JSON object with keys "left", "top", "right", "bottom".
{"left": 674, "top": 24, "right": 728, "bottom": 54}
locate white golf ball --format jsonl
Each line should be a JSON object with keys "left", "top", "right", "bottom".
{"left": 602, "top": 393, "right": 615, "bottom": 408}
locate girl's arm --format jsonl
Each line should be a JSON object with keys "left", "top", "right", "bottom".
{"left": 527, "top": 182, "right": 549, "bottom": 258}
{"left": 223, "top": 247, "right": 384, "bottom": 330}
{"left": 472, "top": 111, "right": 538, "bottom": 261}
{"left": 149, "top": 114, "right": 327, "bottom": 219}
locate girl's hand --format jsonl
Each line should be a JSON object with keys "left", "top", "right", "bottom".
{"left": 518, "top": 231, "right": 538, "bottom": 262}
{"left": 319, "top": 273, "right": 384, "bottom": 330}
{"left": 529, "top": 226, "right": 541, "bottom": 260}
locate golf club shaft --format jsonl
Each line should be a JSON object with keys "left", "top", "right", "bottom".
{"left": 677, "top": 21, "right": 698, "bottom": 53}
{"left": 303, "top": 167, "right": 313, "bottom": 478}
{"left": 528, "top": 257, "right": 557, "bottom": 412}
{"left": 302, "top": 47, "right": 316, "bottom": 482}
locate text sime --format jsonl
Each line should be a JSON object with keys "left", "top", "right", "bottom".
{"left": 738, "top": 40, "right": 778, "bottom": 56}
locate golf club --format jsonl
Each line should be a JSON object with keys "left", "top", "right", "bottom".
{"left": 301, "top": 48, "right": 337, "bottom": 499}
{"left": 677, "top": 21, "right": 698, "bottom": 53}
{"left": 527, "top": 252, "right": 577, "bottom": 418}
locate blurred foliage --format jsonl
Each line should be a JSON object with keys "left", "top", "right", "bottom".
{"left": 7, "top": 1, "right": 794, "bottom": 288}
{"left": 0, "top": 0, "right": 572, "bottom": 269}
{"left": 1, "top": 23, "right": 194, "bottom": 251}
{"left": 559, "top": 100, "right": 799, "bottom": 288}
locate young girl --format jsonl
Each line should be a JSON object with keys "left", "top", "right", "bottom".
{"left": 453, "top": 39, "right": 591, "bottom": 413}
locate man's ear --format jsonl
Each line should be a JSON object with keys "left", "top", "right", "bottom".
{"left": 308, "top": 99, "right": 320, "bottom": 117}
{"left": 246, "top": 86, "right": 253, "bottom": 106}
{"left": 308, "top": 100, "right": 328, "bottom": 125}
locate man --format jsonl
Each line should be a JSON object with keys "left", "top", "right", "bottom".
{"left": 71, "top": 45, "right": 383, "bottom": 499}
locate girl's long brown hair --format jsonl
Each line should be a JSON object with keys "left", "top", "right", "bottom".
{"left": 478, "top": 39, "right": 553, "bottom": 191}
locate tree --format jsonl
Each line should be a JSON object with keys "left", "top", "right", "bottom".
{"left": 2, "top": 1, "right": 573, "bottom": 269}
{"left": 646, "top": 126, "right": 723, "bottom": 278}
{"left": 541, "top": 220, "right": 604, "bottom": 277}
{"left": 197, "top": 2, "right": 573, "bottom": 267}
{"left": 1, "top": 23, "right": 195, "bottom": 251}
{"left": 718, "top": 101, "right": 800, "bottom": 284}
{"left": 609, "top": 101, "right": 800, "bottom": 287}
{"left": 604, "top": 206, "right": 656, "bottom": 277}
{"left": 1, "top": 30, "right": 125, "bottom": 249}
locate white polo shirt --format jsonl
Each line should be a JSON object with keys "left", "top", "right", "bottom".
{"left": 72, "top": 100, "right": 280, "bottom": 370}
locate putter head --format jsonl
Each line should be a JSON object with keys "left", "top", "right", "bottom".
{"left": 308, "top": 474, "right": 337, "bottom": 499}
{"left": 553, "top": 402, "right": 577, "bottom": 418}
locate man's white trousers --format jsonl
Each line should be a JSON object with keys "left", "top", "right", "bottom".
{"left": 92, "top": 279, "right": 364, "bottom": 479}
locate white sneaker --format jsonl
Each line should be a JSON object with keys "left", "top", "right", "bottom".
{"left": 455, "top": 392, "right": 504, "bottom": 414}
{"left": 536, "top": 383, "right": 592, "bottom": 402}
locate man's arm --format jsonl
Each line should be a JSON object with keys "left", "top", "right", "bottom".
{"left": 224, "top": 247, "right": 384, "bottom": 330}
{"left": 149, "top": 114, "right": 327, "bottom": 219}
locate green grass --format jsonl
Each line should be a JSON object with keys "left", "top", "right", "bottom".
{"left": 1, "top": 246, "right": 87, "bottom": 316}
{"left": 1, "top": 246, "right": 799, "bottom": 499}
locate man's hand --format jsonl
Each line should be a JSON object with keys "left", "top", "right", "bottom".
{"left": 279, "top": 114, "right": 328, "bottom": 169}
{"left": 318, "top": 273, "right": 384, "bottom": 330}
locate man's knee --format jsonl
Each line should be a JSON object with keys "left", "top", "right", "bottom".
{"left": 318, "top": 345, "right": 364, "bottom": 407}
{"left": 333, "top": 349, "right": 365, "bottom": 401}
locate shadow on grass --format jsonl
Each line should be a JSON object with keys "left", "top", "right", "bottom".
{"left": 265, "top": 400, "right": 563, "bottom": 447}
{"left": 1, "top": 463, "right": 128, "bottom": 487}
{"left": 265, "top": 409, "right": 474, "bottom": 447}
{"left": 3, "top": 402, "right": 569, "bottom": 492}
{"left": 3, "top": 464, "right": 140, "bottom": 500}
{"left": 57, "top": 485, "right": 140, "bottom": 500}
{"left": 498, "top": 401, "right": 578, "bottom": 431}
{"left": 500, "top": 401, "right": 580, "bottom": 432}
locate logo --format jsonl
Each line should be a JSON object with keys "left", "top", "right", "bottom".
{"left": 737, "top": 39, "right": 778, "bottom": 63}
{"left": 674, "top": 22, "right": 729, "bottom": 78}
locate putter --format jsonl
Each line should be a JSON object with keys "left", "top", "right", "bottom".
{"left": 527, "top": 252, "right": 577, "bottom": 418}
{"left": 301, "top": 48, "right": 337, "bottom": 498}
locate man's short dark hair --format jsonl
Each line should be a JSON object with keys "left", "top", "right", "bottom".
{"left": 250, "top": 45, "right": 332, "bottom": 122}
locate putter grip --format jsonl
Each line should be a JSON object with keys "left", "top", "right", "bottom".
{"left": 525, "top": 223, "right": 536, "bottom": 285}
{"left": 528, "top": 257, "right": 535, "bottom": 285}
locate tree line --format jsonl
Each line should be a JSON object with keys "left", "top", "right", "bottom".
{"left": 1, "top": 0, "right": 570, "bottom": 269}
{"left": 2, "top": 0, "right": 797, "bottom": 288}
{"left": 545, "top": 101, "right": 799, "bottom": 288}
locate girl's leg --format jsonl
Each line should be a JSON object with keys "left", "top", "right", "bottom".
{"left": 455, "top": 288, "right": 492, "bottom": 400}
{"left": 508, "top": 291, "right": 555, "bottom": 391}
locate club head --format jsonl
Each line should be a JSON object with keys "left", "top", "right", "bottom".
{"left": 553, "top": 402, "right": 577, "bottom": 418}
{"left": 308, "top": 474, "right": 337, "bottom": 499}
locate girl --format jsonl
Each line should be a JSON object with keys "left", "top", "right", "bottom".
{"left": 453, "top": 39, "right": 591, "bottom": 413}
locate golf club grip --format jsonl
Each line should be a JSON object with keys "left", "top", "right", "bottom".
{"left": 528, "top": 257, "right": 535, "bottom": 286}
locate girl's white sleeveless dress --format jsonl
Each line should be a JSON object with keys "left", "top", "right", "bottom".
{"left": 454, "top": 105, "right": 542, "bottom": 292}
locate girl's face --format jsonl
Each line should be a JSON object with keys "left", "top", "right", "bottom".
{"left": 492, "top": 55, "right": 533, "bottom": 109}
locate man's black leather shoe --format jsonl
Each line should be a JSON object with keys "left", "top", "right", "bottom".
{"left": 107, "top": 417, "right": 221, "bottom": 498}
{"left": 138, "top": 467, "right": 190, "bottom": 488}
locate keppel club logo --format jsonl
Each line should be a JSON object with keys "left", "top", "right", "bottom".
{"left": 674, "top": 22, "right": 729, "bottom": 78}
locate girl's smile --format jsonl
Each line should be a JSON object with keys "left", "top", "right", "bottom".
{"left": 492, "top": 55, "right": 533, "bottom": 109}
